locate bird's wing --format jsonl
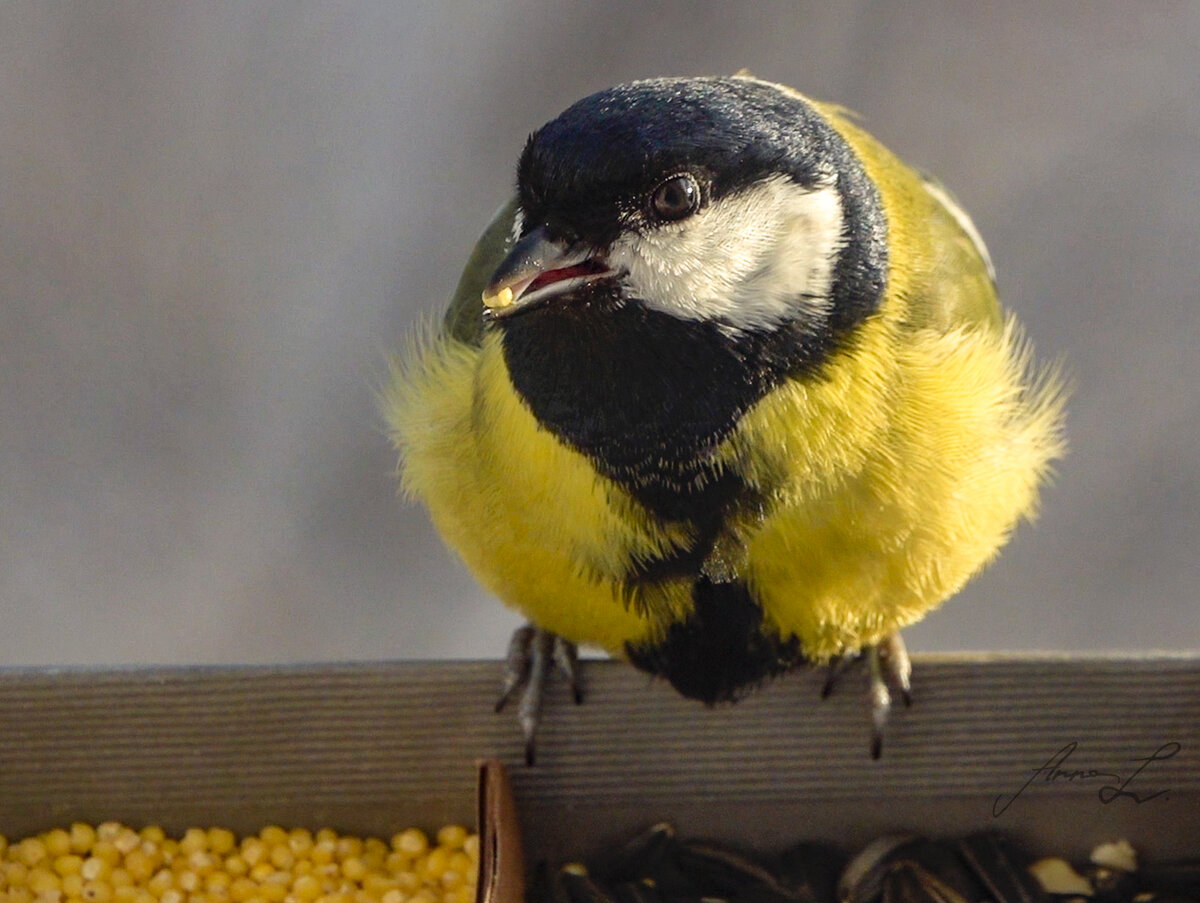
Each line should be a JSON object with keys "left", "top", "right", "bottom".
{"left": 909, "top": 173, "right": 1004, "bottom": 333}
{"left": 443, "top": 197, "right": 521, "bottom": 346}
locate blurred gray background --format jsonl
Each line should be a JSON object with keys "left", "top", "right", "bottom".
{"left": 1, "top": 3, "right": 1196, "bottom": 667}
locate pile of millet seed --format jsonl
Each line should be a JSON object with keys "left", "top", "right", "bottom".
{"left": 0, "top": 822, "right": 477, "bottom": 903}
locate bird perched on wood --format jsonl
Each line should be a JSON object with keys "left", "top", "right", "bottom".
{"left": 386, "top": 74, "right": 1065, "bottom": 762}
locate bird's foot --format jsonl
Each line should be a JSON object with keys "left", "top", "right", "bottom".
{"left": 867, "top": 631, "right": 912, "bottom": 759}
{"left": 819, "top": 632, "right": 912, "bottom": 759}
{"left": 494, "top": 623, "right": 582, "bottom": 765}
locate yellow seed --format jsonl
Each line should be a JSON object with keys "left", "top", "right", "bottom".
{"left": 313, "top": 863, "right": 340, "bottom": 882}
{"left": 160, "top": 889, "right": 184, "bottom": 903}
{"left": 292, "top": 860, "right": 314, "bottom": 878}
{"left": 259, "top": 828, "right": 288, "bottom": 849}
{"left": 259, "top": 882, "right": 288, "bottom": 903}
{"left": 123, "top": 851, "right": 154, "bottom": 884}
{"left": 6, "top": 861, "right": 32, "bottom": 885}
{"left": 482, "top": 285, "right": 514, "bottom": 310}
{"left": 204, "top": 871, "right": 231, "bottom": 893}
{"left": 17, "top": 838, "right": 50, "bottom": 867}
{"left": 391, "top": 832, "right": 426, "bottom": 858}
{"left": 109, "top": 868, "right": 132, "bottom": 888}
{"left": 68, "top": 825, "right": 96, "bottom": 857}
{"left": 461, "top": 836, "right": 478, "bottom": 864}
{"left": 435, "top": 827, "right": 467, "bottom": 852}
{"left": 423, "top": 849, "right": 450, "bottom": 881}
{"left": 138, "top": 827, "right": 166, "bottom": 847}
{"left": 80, "top": 857, "right": 112, "bottom": 882}
{"left": 27, "top": 866, "right": 61, "bottom": 893}
{"left": 339, "top": 858, "right": 366, "bottom": 882}
{"left": 380, "top": 892, "right": 404, "bottom": 903}
{"left": 309, "top": 841, "right": 335, "bottom": 868}
{"left": 334, "top": 839, "right": 362, "bottom": 862}
{"left": 229, "top": 877, "right": 259, "bottom": 902}
{"left": 43, "top": 829, "right": 72, "bottom": 858}
{"left": 176, "top": 869, "right": 201, "bottom": 892}
{"left": 61, "top": 873, "right": 85, "bottom": 897}
{"left": 448, "top": 853, "right": 472, "bottom": 879}
{"left": 53, "top": 854, "right": 84, "bottom": 877}
{"left": 6, "top": 888, "right": 34, "bottom": 903}
{"left": 205, "top": 829, "right": 235, "bottom": 857}
{"left": 113, "top": 830, "right": 138, "bottom": 859}
{"left": 361, "top": 875, "right": 398, "bottom": 895}
{"left": 223, "top": 855, "right": 249, "bottom": 877}
{"left": 291, "top": 875, "right": 322, "bottom": 901}
{"left": 249, "top": 863, "right": 275, "bottom": 882}
{"left": 113, "top": 831, "right": 139, "bottom": 857}
{"left": 394, "top": 872, "right": 420, "bottom": 894}
{"left": 188, "top": 851, "right": 217, "bottom": 875}
{"left": 179, "top": 829, "right": 209, "bottom": 856}
{"left": 241, "top": 840, "right": 267, "bottom": 868}
{"left": 89, "top": 842, "right": 121, "bottom": 869}
{"left": 147, "top": 869, "right": 175, "bottom": 895}
{"left": 286, "top": 830, "right": 313, "bottom": 859}
{"left": 113, "top": 887, "right": 140, "bottom": 903}
{"left": 269, "top": 847, "right": 295, "bottom": 871}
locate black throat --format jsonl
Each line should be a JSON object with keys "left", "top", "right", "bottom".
{"left": 497, "top": 290, "right": 825, "bottom": 522}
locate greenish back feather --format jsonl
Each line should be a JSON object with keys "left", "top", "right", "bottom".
{"left": 912, "top": 173, "right": 1003, "bottom": 333}
{"left": 443, "top": 198, "right": 521, "bottom": 345}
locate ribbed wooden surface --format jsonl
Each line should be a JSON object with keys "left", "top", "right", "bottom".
{"left": 1, "top": 657, "right": 1197, "bottom": 855}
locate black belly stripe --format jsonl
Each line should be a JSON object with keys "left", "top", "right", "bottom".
{"left": 625, "top": 578, "right": 803, "bottom": 703}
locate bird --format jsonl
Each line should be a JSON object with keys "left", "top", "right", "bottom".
{"left": 385, "top": 74, "right": 1065, "bottom": 762}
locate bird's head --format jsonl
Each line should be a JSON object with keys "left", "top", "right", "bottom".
{"left": 481, "top": 76, "right": 886, "bottom": 343}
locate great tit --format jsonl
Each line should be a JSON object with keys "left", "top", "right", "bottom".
{"left": 387, "top": 75, "right": 1065, "bottom": 761}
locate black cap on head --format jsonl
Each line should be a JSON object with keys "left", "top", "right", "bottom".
{"left": 520, "top": 77, "right": 840, "bottom": 243}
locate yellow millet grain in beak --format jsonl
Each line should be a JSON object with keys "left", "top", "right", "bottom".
{"left": 0, "top": 822, "right": 479, "bottom": 903}
{"left": 481, "top": 286, "right": 514, "bottom": 310}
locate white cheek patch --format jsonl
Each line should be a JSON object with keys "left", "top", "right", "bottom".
{"left": 608, "top": 175, "right": 845, "bottom": 333}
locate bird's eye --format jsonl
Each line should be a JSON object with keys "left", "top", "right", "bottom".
{"left": 649, "top": 174, "right": 701, "bottom": 222}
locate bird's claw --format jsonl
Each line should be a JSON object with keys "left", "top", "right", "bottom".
{"left": 495, "top": 623, "right": 582, "bottom": 765}
{"left": 820, "top": 652, "right": 863, "bottom": 698}
{"left": 819, "top": 632, "right": 912, "bottom": 759}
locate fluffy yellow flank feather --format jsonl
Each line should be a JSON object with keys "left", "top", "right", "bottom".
{"left": 738, "top": 317, "right": 1064, "bottom": 660}
{"left": 385, "top": 329, "right": 693, "bottom": 652}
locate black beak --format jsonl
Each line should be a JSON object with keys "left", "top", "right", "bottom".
{"left": 481, "top": 226, "right": 616, "bottom": 318}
